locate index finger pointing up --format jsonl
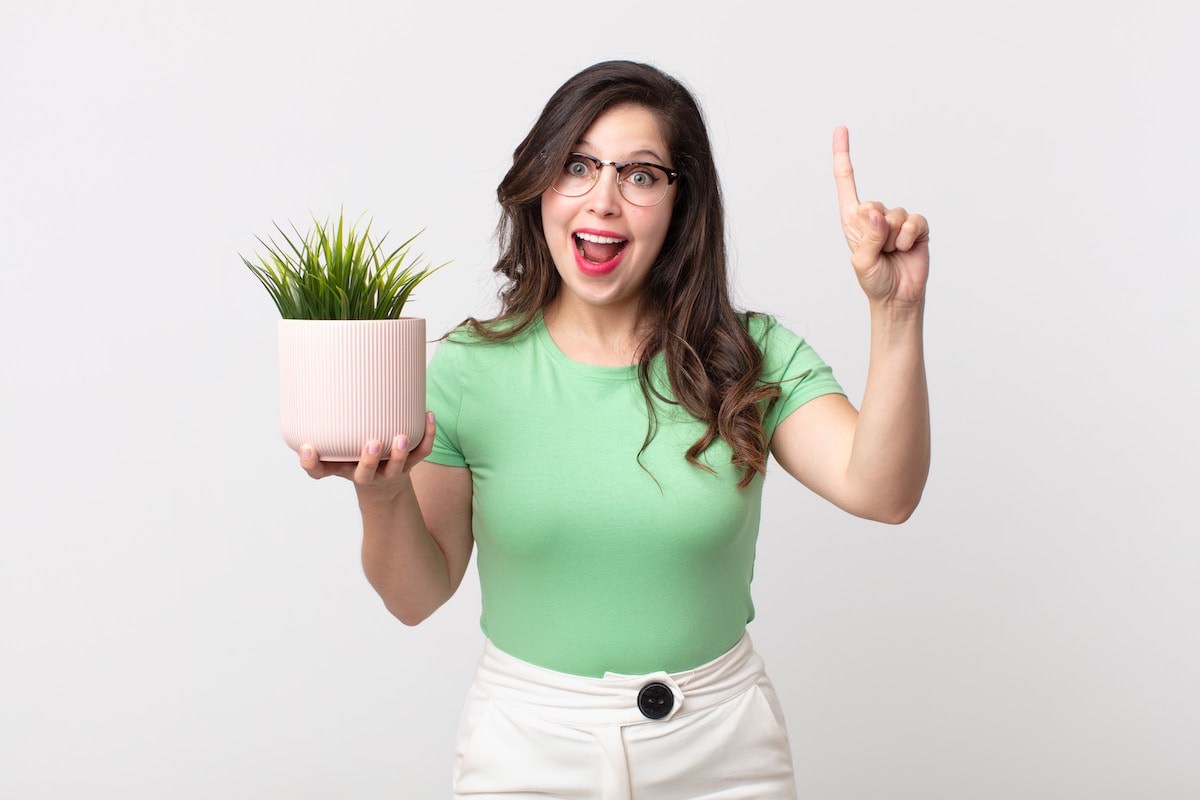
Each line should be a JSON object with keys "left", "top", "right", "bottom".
{"left": 832, "top": 126, "right": 860, "bottom": 209}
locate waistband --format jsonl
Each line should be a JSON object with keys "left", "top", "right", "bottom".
{"left": 470, "top": 632, "right": 765, "bottom": 726}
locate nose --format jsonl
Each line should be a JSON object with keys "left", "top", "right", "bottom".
{"left": 586, "top": 164, "right": 623, "bottom": 216}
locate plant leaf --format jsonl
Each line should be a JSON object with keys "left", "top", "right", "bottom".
{"left": 240, "top": 209, "right": 447, "bottom": 319}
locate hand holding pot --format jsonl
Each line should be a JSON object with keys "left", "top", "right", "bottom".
{"left": 299, "top": 411, "right": 437, "bottom": 498}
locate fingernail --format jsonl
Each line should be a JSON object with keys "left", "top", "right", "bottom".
{"left": 869, "top": 211, "right": 879, "bottom": 229}
{"left": 396, "top": 435, "right": 409, "bottom": 451}
{"left": 368, "top": 441, "right": 381, "bottom": 456}
{"left": 300, "top": 446, "right": 313, "bottom": 460}
{"left": 427, "top": 411, "right": 435, "bottom": 424}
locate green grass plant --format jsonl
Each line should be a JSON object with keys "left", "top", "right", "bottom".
{"left": 243, "top": 211, "right": 445, "bottom": 320}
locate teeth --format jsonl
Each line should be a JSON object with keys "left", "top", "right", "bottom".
{"left": 575, "top": 232, "right": 626, "bottom": 244}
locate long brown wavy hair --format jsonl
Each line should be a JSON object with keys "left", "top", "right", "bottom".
{"left": 464, "top": 60, "right": 780, "bottom": 489}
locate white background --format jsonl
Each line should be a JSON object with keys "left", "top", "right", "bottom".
{"left": 2, "top": 1, "right": 1197, "bottom": 797}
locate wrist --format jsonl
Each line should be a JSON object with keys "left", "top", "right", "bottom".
{"left": 355, "top": 475, "right": 415, "bottom": 509}
{"left": 868, "top": 296, "right": 925, "bottom": 329}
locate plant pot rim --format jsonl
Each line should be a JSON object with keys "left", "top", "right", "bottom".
{"left": 277, "top": 316, "right": 426, "bottom": 323}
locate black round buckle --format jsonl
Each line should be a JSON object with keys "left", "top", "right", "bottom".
{"left": 637, "top": 681, "right": 674, "bottom": 720}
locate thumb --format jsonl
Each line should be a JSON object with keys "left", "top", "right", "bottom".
{"left": 850, "top": 204, "right": 889, "bottom": 272}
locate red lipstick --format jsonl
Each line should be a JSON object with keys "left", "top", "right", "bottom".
{"left": 573, "top": 229, "right": 627, "bottom": 276}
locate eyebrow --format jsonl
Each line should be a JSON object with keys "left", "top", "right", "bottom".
{"left": 574, "top": 139, "right": 669, "bottom": 164}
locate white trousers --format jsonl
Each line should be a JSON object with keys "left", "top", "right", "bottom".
{"left": 452, "top": 633, "right": 797, "bottom": 799}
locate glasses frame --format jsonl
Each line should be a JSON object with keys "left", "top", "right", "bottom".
{"left": 551, "top": 152, "right": 681, "bottom": 207}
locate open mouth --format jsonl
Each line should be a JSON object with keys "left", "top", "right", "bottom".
{"left": 575, "top": 232, "right": 628, "bottom": 265}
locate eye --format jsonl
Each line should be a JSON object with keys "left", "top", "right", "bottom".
{"left": 565, "top": 158, "right": 592, "bottom": 178}
{"left": 625, "top": 166, "right": 657, "bottom": 187}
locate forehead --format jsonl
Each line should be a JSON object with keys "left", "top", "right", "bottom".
{"left": 575, "top": 103, "right": 670, "bottom": 162}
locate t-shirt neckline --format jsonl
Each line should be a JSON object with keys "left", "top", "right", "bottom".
{"left": 533, "top": 315, "right": 640, "bottom": 381}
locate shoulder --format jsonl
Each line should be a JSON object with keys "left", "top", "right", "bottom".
{"left": 440, "top": 314, "right": 539, "bottom": 345}
{"left": 740, "top": 311, "right": 777, "bottom": 339}
{"left": 737, "top": 312, "right": 839, "bottom": 390}
{"left": 739, "top": 312, "right": 804, "bottom": 354}
{"left": 431, "top": 316, "right": 540, "bottom": 370}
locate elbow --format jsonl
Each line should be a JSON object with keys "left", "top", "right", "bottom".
{"left": 860, "top": 489, "right": 924, "bottom": 525}
{"left": 868, "top": 468, "right": 929, "bottom": 525}
{"left": 364, "top": 567, "right": 455, "bottom": 627}
{"left": 390, "top": 605, "right": 435, "bottom": 627}
{"left": 380, "top": 595, "right": 441, "bottom": 627}
{"left": 841, "top": 456, "right": 929, "bottom": 526}
{"left": 876, "top": 502, "right": 919, "bottom": 525}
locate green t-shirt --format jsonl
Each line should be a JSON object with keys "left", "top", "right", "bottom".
{"left": 425, "top": 314, "right": 843, "bottom": 677}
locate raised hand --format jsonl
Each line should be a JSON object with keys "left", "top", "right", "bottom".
{"left": 833, "top": 126, "right": 929, "bottom": 307}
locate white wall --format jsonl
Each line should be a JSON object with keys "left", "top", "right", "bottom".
{"left": 2, "top": 1, "right": 1196, "bottom": 797}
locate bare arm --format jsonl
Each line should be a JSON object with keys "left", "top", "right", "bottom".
{"left": 770, "top": 127, "right": 930, "bottom": 524}
{"left": 771, "top": 305, "right": 929, "bottom": 523}
{"left": 300, "top": 412, "right": 474, "bottom": 624}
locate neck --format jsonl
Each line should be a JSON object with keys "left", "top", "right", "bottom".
{"left": 542, "top": 296, "right": 650, "bottom": 367}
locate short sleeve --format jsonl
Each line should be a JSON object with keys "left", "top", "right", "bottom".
{"left": 753, "top": 315, "right": 845, "bottom": 438}
{"left": 424, "top": 337, "right": 468, "bottom": 467}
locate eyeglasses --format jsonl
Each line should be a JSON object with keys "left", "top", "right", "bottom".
{"left": 550, "top": 152, "right": 680, "bottom": 207}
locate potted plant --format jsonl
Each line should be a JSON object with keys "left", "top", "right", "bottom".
{"left": 243, "top": 210, "right": 445, "bottom": 461}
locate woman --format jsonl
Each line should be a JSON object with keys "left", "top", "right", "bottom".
{"left": 301, "top": 60, "right": 930, "bottom": 799}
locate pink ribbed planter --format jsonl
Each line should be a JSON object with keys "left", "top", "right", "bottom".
{"left": 278, "top": 318, "right": 426, "bottom": 461}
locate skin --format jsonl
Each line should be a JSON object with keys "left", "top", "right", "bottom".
{"left": 768, "top": 127, "right": 930, "bottom": 523}
{"left": 539, "top": 103, "right": 677, "bottom": 366}
{"left": 299, "top": 122, "right": 931, "bottom": 625}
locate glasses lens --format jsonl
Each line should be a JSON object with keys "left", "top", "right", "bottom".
{"left": 617, "top": 163, "right": 671, "bottom": 207}
{"left": 551, "top": 155, "right": 597, "bottom": 197}
{"left": 550, "top": 156, "right": 675, "bottom": 206}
